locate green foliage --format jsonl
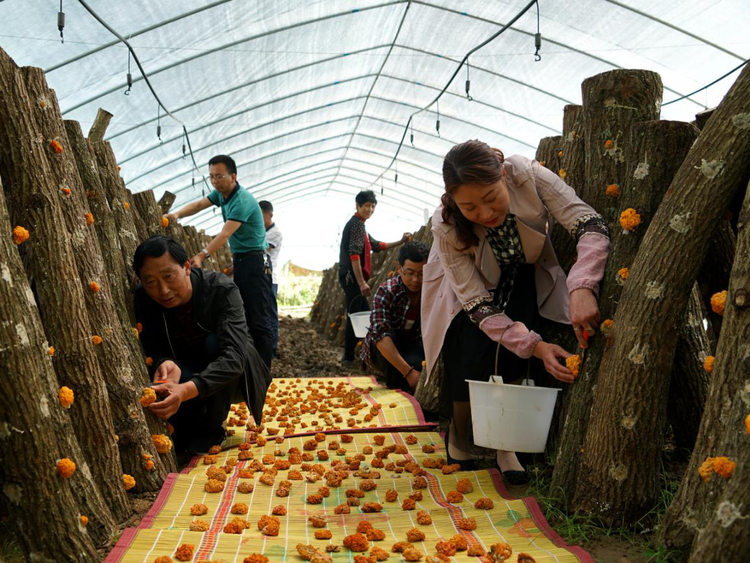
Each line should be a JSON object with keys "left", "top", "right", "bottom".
{"left": 277, "top": 274, "right": 322, "bottom": 307}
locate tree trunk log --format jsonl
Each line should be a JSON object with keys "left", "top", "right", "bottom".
{"left": 64, "top": 120, "right": 135, "bottom": 341}
{"left": 88, "top": 107, "right": 113, "bottom": 142}
{"left": 20, "top": 66, "right": 172, "bottom": 493}
{"left": 685, "top": 180, "right": 750, "bottom": 562}
{"left": 91, "top": 140, "right": 141, "bottom": 299}
{"left": 667, "top": 283, "right": 712, "bottom": 452}
{"left": 133, "top": 189, "right": 167, "bottom": 238}
{"left": 555, "top": 120, "right": 697, "bottom": 505}
{"left": 0, "top": 177, "right": 111, "bottom": 560}
{"left": 0, "top": 48, "right": 118, "bottom": 544}
{"left": 552, "top": 105, "right": 585, "bottom": 274}
{"left": 572, "top": 62, "right": 750, "bottom": 523}
{"left": 158, "top": 190, "right": 176, "bottom": 214}
{"left": 548, "top": 70, "right": 666, "bottom": 504}
{"left": 65, "top": 121, "right": 176, "bottom": 449}
{"left": 583, "top": 69, "right": 663, "bottom": 223}
{"left": 126, "top": 187, "right": 149, "bottom": 243}
{"left": 539, "top": 109, "right": 584, "bottom": 460}
{"left": 535, "top": 135, "right": 563, "bottom": 175}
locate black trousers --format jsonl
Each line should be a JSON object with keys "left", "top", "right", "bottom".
{"left": 271, "top": 283, "right": 279, "bottom": 354}
{"left": 340, "top": 280, "right": 369, "bottom": 361}
{"left": 233, "top": 252, "right": 275, "bottom": 368}
{"left": 372, "top": 334, "right": 425, "bottom": 393}
{"left": 169, "top": 334, "right": 238, "bottom": 454}
{"left": 442, "top": 264, "right": 545, "bottom": 403}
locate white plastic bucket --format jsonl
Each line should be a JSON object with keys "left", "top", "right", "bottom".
{"left": 349, "top": 311, "right": 371, "bottom": 338}
{"left": 466, "top": 376, "right": 560, "bottom": 453}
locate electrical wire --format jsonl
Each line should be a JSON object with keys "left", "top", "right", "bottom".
{"left": 662, "top": 58, "right": 749, "bottom": 107}
{"left": 76, "top": 0, "right": 211, "bottom": 193}
{"left": 365, "top": 0, "right": 539, "bottom": 190}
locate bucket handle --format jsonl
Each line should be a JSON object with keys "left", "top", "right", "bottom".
{"left": 347, "top": 293, "right": 369, "bottom": 315}
{"left": 494, "top": 343, "right": 534, "bottom": 387}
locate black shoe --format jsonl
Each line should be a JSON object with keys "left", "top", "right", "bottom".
{"left": 341, "top": 355, "right": 355, "bottom": 368}
{"left": 176, "top": 449, "right": 198, "bottom": 469}
{"left": 498, "top": 466, "right": 530, "bottom": 485}
{"left": 443, "top": 428, "right": 475, "bottom": 471}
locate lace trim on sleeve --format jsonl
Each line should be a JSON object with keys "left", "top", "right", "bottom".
{"left": 570, "top": 213, "right": 610, "bottom": 241}
{"left": 463, "top": 295, "right": 503, "bottom": 325}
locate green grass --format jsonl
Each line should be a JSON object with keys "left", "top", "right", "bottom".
{"left": 524, "top": 459, "right": 685, "bottom": 562}
{"left": 0, "top": 520, "right": 24, "bottom": 563}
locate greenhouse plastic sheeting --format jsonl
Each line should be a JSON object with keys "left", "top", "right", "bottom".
{"left": 1, "top": 0, "right": 748, "bottom": 230}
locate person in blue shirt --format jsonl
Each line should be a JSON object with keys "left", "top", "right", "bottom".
{"left": 163, "top": 155, "right": 275, "bottom": 367}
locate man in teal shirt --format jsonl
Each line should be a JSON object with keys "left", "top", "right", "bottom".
{"left": 163, "top": 155, "right": 275, "bottom": 367}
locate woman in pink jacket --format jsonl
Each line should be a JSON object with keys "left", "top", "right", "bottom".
{"left": 421, "top": 140, "right": 610, "bottom": 482}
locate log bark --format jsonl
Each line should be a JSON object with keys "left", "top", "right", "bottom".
{"left": 552, "top": 105, "right": 585, "bottom": 274}
{"left": 549, "top": 101, "right": 678, "bottom": 506}
{"left": 133, "top": 189, "right": 167, "bottom": 237}
{"left": 572, "top": 62, "right": 750, "bottom": 523}
{"left": 158, "top": 190, "right": 176, "bottom": 214}
{"left": 0, "top": 176, "right": 110, "bottom": 560}
{"left": 667, "top": 283, "right": 712, "bottom": 453}
{"left": 697, "top": 220, "right": 736, "bottom": 349}
{"left": 65, "top": 121, "right": 176, "bottom": 448}
{"left": 534, "top": 135, "right": 563, "bottom": 177}
{"left": 694, "top": 108, "right": 715, "bottom": 130}
{"left": 20, "top": 66, "right": 171, "bottom": 493}
{"left": 582, "top": 69, "right": 663, "bottom": 224}
{"left": 537, "top": 112, "right": 583, "bottom": 460}
{"left": 64, "top": 120, "right": 135, "bottom": 341}
{"left": 685, "top": 180, "right": 750, "bottom": 562}
{"left": 126, "top": 187, "right": 149, "bottom": 243}
{"left": 0, "top": 49, "right": 118, "bottom": 544}
{"left": 91, "top": 140, "right": 141, "bottom": 300}
{"left": 88, "top": 107, "right": 113, "bottom": 142}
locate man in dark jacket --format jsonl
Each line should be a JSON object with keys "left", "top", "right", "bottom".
{"left": 133, "top": 235, "right": 271, "bottom": 454}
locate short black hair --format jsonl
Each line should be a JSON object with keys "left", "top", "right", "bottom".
{"left": 208, "top": 154, "right": 237, "bottom": 175}
{"left": 258, "top": 200, "right": 273, "bottom": 213}
{"left": 398, "top": 240, "right": 429, "bottom": 266}
{"left": 355, "top": 190, "right": 377, "bottom": 206}
{"left": 132, "top": 235, "right": 189, "bottom": 277}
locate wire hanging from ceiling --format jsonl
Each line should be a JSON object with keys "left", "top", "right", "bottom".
{"left": 124, "top": 50, "right": 133, "bottom": 95}
{"left": 365, "top": 0, "right": 540, "bottom": 191}
{"left": 534, "top": 0, "right": 542, "bottom": 62}
{"left": 75, "top": 0, "right": 211, "bottom": 194}
{"left": 57, "top": 0, "right": 65, "bottom": 43}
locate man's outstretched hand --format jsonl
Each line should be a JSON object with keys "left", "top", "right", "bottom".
{"left": 153, "top": 360, "right": 182, "bottom": 385}
{"left": 148, "top": 380, "right": 198, "bottom": 419}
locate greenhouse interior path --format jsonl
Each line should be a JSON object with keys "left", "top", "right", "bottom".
{"left": 104, "top": 360, "right": 593, "bottom": 563}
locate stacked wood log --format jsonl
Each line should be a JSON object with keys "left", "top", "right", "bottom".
{"left": 572, "top": 63, "right": 750, "bottom": 528}
{"left": 0, "top": 47, "right": 235, "bottom": 559}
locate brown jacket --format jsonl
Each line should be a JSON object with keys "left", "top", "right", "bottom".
{"left": 421, "top": 155, "right": 603, "bottom": 378}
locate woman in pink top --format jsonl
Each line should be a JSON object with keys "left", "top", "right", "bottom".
{"left": 421, "top": 140, "right": 610, "bottom": 482}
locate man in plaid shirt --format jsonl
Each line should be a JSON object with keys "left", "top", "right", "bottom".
{"left": 361, "top": 241, "right": 429, "bottom": 393}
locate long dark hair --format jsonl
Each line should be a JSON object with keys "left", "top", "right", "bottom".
{"left": 441, "top": 140, "right": 505, "bottom": 250}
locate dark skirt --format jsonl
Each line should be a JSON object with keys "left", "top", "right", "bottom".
{"left": 441, "top": 263, "right": 545, "bottom": 403}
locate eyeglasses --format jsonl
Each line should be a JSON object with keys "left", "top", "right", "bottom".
{"left": 209, "top": 173, "right": 231, "bottom": 181}
{"left": 401, "top": 270, "right": 423, "bottom": 280}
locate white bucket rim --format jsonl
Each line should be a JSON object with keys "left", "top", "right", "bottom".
{"left": 465, "top": 378, "right": 561, "bottom": 393}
